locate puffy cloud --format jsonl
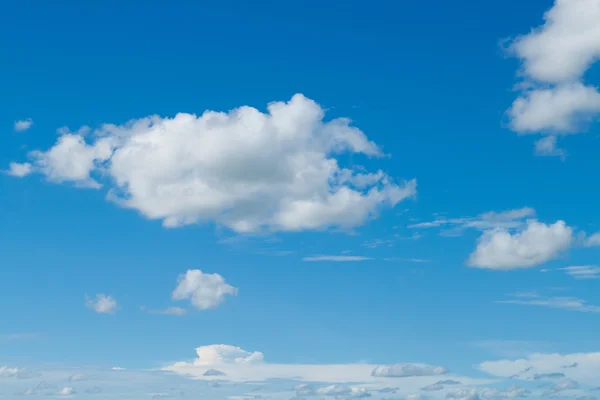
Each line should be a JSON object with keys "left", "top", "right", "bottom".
{"left": 7, "top": 94, "right": 415, "bottom": 233}
{"left": 302, "top": 255, "right": 373, "bottom": 262}
{"left": 560, "top": 266, "right": 600, "bottom": 280}
{"left": 371, "top": 364, "right": 448, "bottom": 378}
{"left": 190, "top": 345, "right": 264, "bottom": 366}
{"left": 172, "top": 270, "right": 237, "bottom": 310}
{"left": 509, "top": 0, "right": 600, "bottom": 83}
{"left": 0, "top": 366, "right": 24, "bottom": 378}
{"left": 5, "top": 162, "right": 33, "bottom": 177}
{"left": 468, "top": 220, "right": 573, "bottom": 269}
{"left": 85, "top": 294, "right": 118, "bottom": 314}
{"left": 508, "top": 83, "right": 600, "bottom": 133}
{"left": 14, "top": 118, "right": 33, "bottom": 132}
{"left": 506, "top": 0, "right": 600, "bottom": 151}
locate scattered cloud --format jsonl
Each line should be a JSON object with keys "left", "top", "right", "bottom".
{"left": 497, "top": 292, "right": 600, "bottom": 313}
{"left": 56, "top": 387, "right": 76, "bottom": 396}
{"left": 302, "top": 255, "right": 373, "bottom": 262}
{"left": 6, "top": 94, "right": 416, "bottom": 233}
{"left": 506, "top": 0, "right": 600, "bottom": 152}
{"left": 408, "top": 208, "right": 535, "bottom": 237}
{"left": 534, "top": 135, "right": 566, "bottom": 159}
{"left": 85, "top": 294, "right": 118, "bottom": 314}
{"left": 559, "top": 265, "right": 600, "bottom": 280}
{"left": 5, "top": 162, "right": 33, "bottom": 177}
{"left": 142, "top": 306, "right": 188, "bottom": 316}
{"left": 584, "top": 233, "right": 600, "bottom": 247}
{"left": 467, "top": 220, "right": 573, "bottom": 269}
{"left": 371, "top": 364, "right": 448, "bottom": 378}
{"left": 14, "top": 118, "right": 33, "bottom": 132}
{"left": 172, "top": 270, "right": 238, "bottom": 310}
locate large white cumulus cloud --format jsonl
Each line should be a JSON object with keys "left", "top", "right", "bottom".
{"left": 8, "top": 94, "right": 415, "bottom": 233}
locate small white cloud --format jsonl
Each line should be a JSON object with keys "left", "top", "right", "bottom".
{"left": 6, "top": 162, "right": 33, "bottom": 177}
{"left": 111, "top": 367, "right": 126, "bottom": 371}
{"left": 56, "top": 387, "right": 76, "bottom": 396}
{"left": 142, "top": 306, "right": 188, "bottom": 316}
{"left": 446, "top": 388, "right": 479, "bottom": 400}
{"left": 468, "top": 220, "right": 573, "bottom": 269}
{"left": 409, "top": 208, "right": 535, "bottom": 234}
{"left": 85, "top": 294, "right": 118, "bottom": 314}
{"left": 584, "top": 232, "right": 600, "bottom": 247}
{"left": 14, "top": 118, "right": 33, "bottom": 132}
{"left": 0, "top": 366, "right": 24, "bottom": 377}
{"left": 534, "top": 136, "right": 566, "bottom": 159}
{"left": 559, "top": 265, "right": 600, "bottom": 280}
{"left": 371, "top": 364, "right": 448, "bottom": 378}
{"left": 172, "top": 270, "right": 237, "bottom": 310}
{"left": 302, "top": 255, "right": 373, "bottom": 262}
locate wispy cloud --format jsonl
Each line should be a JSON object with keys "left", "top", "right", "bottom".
{"left": 559, "top": 266, "right": 600, "bottom": 280}
{"left": 497, "top": 292, "right": 600, "bottom": 313}
{"left": 303, "top": 255, "right": 373, "bottom": 262}
{"left": 408, "top": 207, "right": 535, "bottom": 236}
{"left": 141, "top": 306, "right": 187, "bottom": 316}
{"left": 14, "top": 118, "right": 33, "bottom": 132}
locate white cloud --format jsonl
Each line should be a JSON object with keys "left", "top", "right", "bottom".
{"left": 67, "top": 373, "right": 88, "bottom": 381}
{"left": 56, "top": 387, "right": 76, "bottom": 396}
{"left": 509, "top": 0, "right": 600, "bottom": 84}
{"left": 142, "top": 306, "right": 188, "bottom": 316}
{"left": 497, "top": 293, "right": 600, "bottom": 313}
{"left": 6, "top": 162, "right": 33, "bottom": 177}
{"left": 0, "top": 366, "right": 24, "bottom": 378}
{"left": 172, "top": 270, "right": 237, "bottom": 310}
{"left": 560, "top": 265, "right": 600, "bottom": 280}
{"left": 506, "top": 0, "right": 600, "bottom": 150}
{"left": 164, "top": 344, "right": 490, "bottom": 390}
{"left": 480, "top": 386, "right": 531, "bottom": 399}
{"left": 446, "top": 388, "right": 479, "bottom": 400}
{"left": 14, "top": 118, "right": 33, "bottom": 132}
{"left": 408, "top": 208, "right": 535, "bottom": 235}
{"left": 534, "top": 135, "right": 566, "bottom": 159}
{"left": 302, "top": 255, "right": 373, "bottom": 262}
{"left": 508, "top": 83, "right": 600, "bottom": 133}
{"left": 85, "top": 294, "right": 118, "bottom": 314}
{"left": 371, "top": 364, "right": 448, "bottom": 378}
{"left": 467, "top": 220, "right": 573, "bottom": 269}
{"left": 7, "top": 94, "right": 416, "bottom": 233}
{"left": 111, "top": 367, "right": 126, "bottom": 371}
{"left": 584, "top": 232, "right": 600, "bottom": 247}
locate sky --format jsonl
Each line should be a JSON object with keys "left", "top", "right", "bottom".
{"left": 2, "top": 0, "right": 600, "bottom": 398}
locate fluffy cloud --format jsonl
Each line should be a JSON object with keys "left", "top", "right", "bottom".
{"left": 468, "top": 220, "right": 573, "bottom": 269}
{"left": 14, "top": 118, "right": 33, "bottom": 132}
{"left": 508, "top": 83, "right": 600, "bottom": 133}
{"left": 0, "top": 366, "right": 25, "bottom": 378}
{"left": 6, "top": 162, "right": 33, "bottom": 177}
{"left": 446, "top": 388, "right": 479, "bottom": 400}
{"left": 172, "top": 270, "right": 238, "bottom": 310}
{"left": 302, "top": 255, "right": 373, "bottom": 262}
{"left": 584, "top": 233, "right": 600, "bottom": 247}
{"left": 7, "top": 94, "right": 416, "bottom": 233}
{"left": 534, "top": 135, "right": 566, "bottom": 159}
{"left": 371, "top": 364, "right": 448, "bottom": 378}
{"left": 506, "top": 0, "right": 600, "bottom": 153}
{"left": 85, "top": 294, "right": 118, "bottom": 314}
{"left": 56, "top": 387, "right": 76, "bottom": 396}
{"left": 560, "top": 265, "right": 600, "bottom": 280}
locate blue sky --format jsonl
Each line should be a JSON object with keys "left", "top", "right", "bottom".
{"left": 3, "top": 0, "right": 600, "bottom": 399}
